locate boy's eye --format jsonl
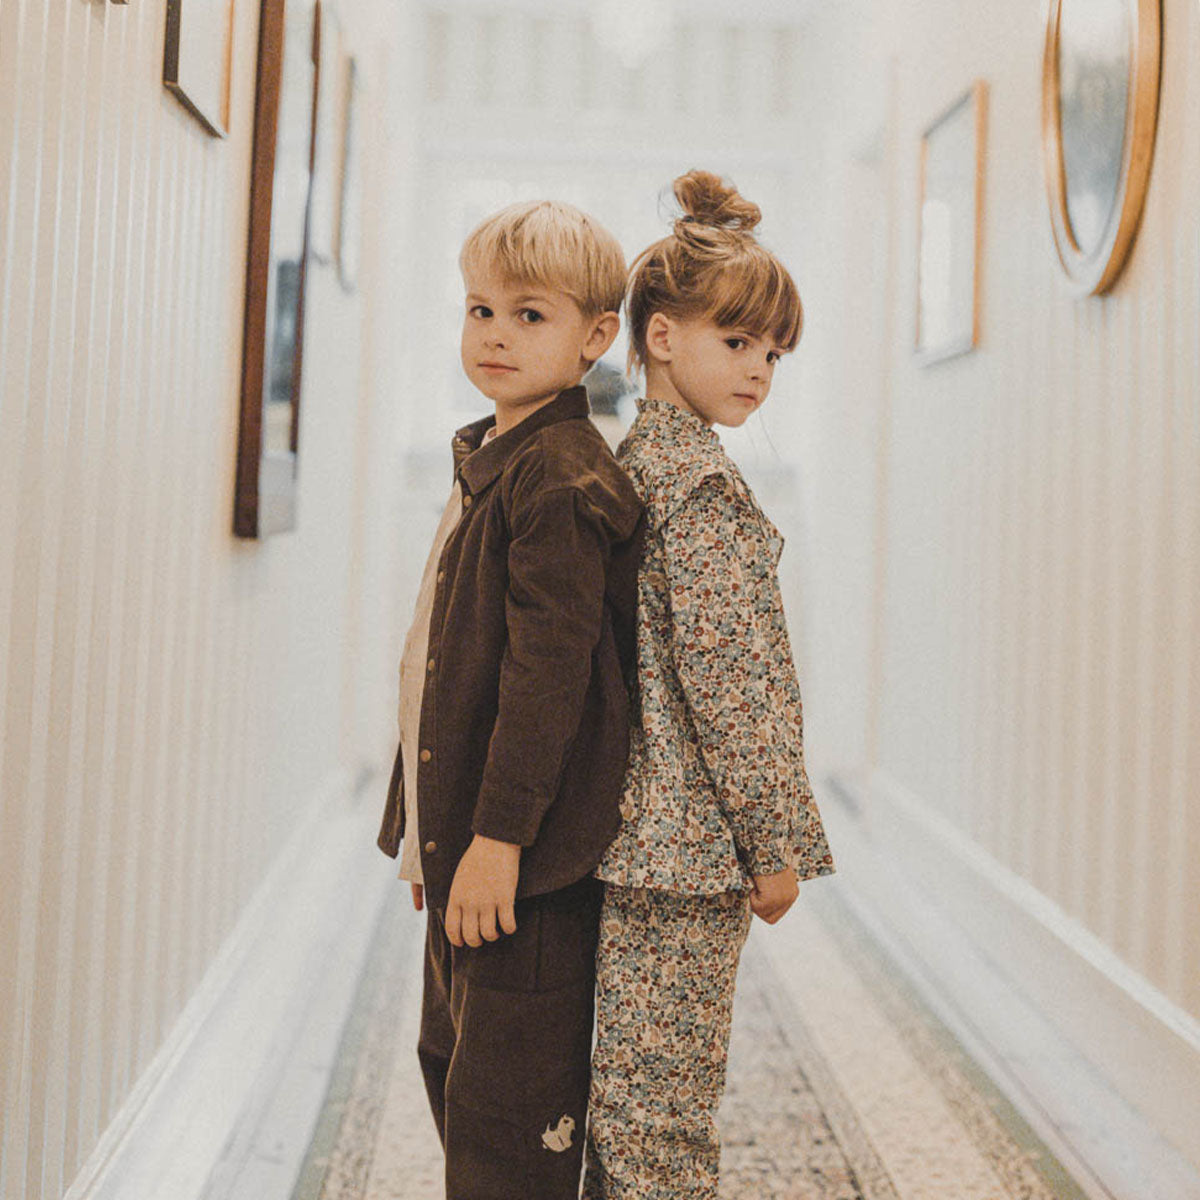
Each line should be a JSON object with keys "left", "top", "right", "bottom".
{"left": 518, "top": 308, "right": 544, "bottom": 324}
{"left": 469, "top": 304, "right": 493, "bottom": 318}
{"left": 767, "top": 351, "right": 781, "bottom": 365}
{"left": 724, "top": 337, "right": 746, "bottom": 350}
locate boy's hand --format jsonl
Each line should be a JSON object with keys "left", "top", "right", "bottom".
{"left": 749, "top": 867, "right": 798, "bottom": 924}
{"left": 411, "top": 883, "right": 424, "bottom": 912}
{"left": 444, "top": 835, "right": 520, "bottom": 948}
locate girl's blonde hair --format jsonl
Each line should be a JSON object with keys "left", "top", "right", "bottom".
{"left": 459, "top": 200, "right": 627, "bottom": 318}
{"left": 626, "top": 170, "right": 803, "bottom": 373}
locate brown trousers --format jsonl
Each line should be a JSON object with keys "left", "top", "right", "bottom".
{"left": 419, "top": 874, "right": 603, "bottom": 1200}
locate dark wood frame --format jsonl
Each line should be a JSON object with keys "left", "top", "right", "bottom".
{"left": 308, "top": 3, "right": 342, "bottom": 264}
{"left": 234, "top": 0, "right": 322, "bottom": 538}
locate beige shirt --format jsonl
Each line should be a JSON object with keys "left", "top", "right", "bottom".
{"left": 397, "top": 480, "right": 465, "bottom": 883}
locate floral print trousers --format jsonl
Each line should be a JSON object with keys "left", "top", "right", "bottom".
{"left": 583, "top": 884, "right": 752, "bottom": 1200}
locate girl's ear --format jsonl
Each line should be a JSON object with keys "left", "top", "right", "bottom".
{"left": 582, "top": 311, "right": 620, "bottom": 364}
{"left": 644, "top": 312, "right": 673, "bottom": 364}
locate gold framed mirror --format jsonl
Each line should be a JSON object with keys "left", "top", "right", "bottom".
{"left": 1041, "top": 0, "right": 1161, "bottom": 295}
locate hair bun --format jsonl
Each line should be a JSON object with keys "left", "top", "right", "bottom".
{"left": 672, "top": 169, "right": 761, "bottom": 235}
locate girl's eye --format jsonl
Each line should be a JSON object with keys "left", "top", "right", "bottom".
{"left": 469, "top": 304, "right": 493, "bottom": 318}
{"left": 725, "top": 337, "right": 746, "bottom": 350}
{"left": 518, "top": 308, "right": 544, "bottom": 324}
{"left": 767, "top": 351, "right": 781, "bottom": 365}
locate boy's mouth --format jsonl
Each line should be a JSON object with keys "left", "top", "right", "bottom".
{"left": 479, "top": 361, "right": 517, "bottom": 372}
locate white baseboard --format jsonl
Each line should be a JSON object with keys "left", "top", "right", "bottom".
{"left": 64, "top": 768, "right": 391, "bottom": 1200}
{"left": 828, "top": 767, "right": 1200, "bottom": 1177}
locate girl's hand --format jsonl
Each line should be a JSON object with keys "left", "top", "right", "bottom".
{"left": 749, "top": 867, "right": 799, "bottom": 924}
{"left": 411, "top": 882, "right": 424, "bottom": 912}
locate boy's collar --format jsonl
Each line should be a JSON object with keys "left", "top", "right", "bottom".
{"left": 452, "top": 385, "right": 590, "bottom": 494}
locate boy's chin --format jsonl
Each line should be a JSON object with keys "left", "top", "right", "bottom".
{"left": 474, "top": 379, "right": 581, "bottom": 408}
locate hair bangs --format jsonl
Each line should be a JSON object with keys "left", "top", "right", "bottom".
{"left": 459, "top": 201, "right": 626, "bottom": 317}
{"left": 703, "top": 251, "right": 802, "bottom": 352}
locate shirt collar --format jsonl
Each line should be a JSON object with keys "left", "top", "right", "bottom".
{"left": 634, "top": 395, "right": 723, "bottom": 450}
{"left": 621, "top": 395, "right": 736, "bottom": 528}
{"left": 452, "top": 385, "right": 591, "bottom": 494}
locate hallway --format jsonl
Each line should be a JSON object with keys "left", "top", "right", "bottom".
{"left": 4, "top": 0, "right": 1200, "bottom": 1198}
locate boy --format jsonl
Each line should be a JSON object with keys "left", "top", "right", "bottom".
{"left": 376, "top": 200, "right": 643, "bottom": 1200}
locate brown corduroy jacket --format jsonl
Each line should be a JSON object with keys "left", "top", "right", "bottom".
{"left": 377, "top": 386, "right": 645, "bottom": 909}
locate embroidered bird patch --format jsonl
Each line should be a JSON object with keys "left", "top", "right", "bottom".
{"left": 541, "top": 1114, "right": 575, "bottom": 1152}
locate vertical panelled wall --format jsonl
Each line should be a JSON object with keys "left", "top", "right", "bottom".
{"left": 784, "top": 0, "right": 1200, "bottom": 1024}
{"left": 0, "top": 1, "right": 412, "bottom": 1197}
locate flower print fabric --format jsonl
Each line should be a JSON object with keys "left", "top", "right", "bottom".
{"left": 583, "top": 886, "right": 752, "bottom": 1199}
{"left": 596, "top": 395, "right": 834, "bottom": 893}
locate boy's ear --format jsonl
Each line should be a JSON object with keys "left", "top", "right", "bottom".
{"left": 582, "top": 311, "right": 621, "bottom": 364}
{"left": 644, "top": 312, "right": 673, "bottom": 364}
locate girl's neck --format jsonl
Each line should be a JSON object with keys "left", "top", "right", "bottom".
{"left": 642, "top": 365, "right": 710, "bottom": 426}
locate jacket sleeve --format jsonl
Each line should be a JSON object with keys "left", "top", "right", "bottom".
{"left": 661, "top": 473, "right": 802, "bottom": 877}
{"left": 471, "top": 481, "right": 614, "bottom": 846}
{"left": 376, "top": 740, "right": 406, "bottom": 858}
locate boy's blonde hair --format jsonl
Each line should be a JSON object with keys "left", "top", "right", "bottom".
{"left": 626, "top": 170, "right": 803, "bottom": 373}
{"left": 459, "top": 200, "right": 627, "bottom": 318}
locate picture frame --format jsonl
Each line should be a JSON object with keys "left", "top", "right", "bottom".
{"left": 915, "top": 81, "right": 988, "bottom": 366}
{"left": 336, "top": 56, "right": 361, "bottom": 294}
{"left": 233, "top": 0, "right": 321, "bottom": 538}
{"left": 308, "top": 2, "right": 343, "bottom": 263}
{"left": 163, "top": 0, "right": 236, "bottom": 136}
{"left": 1041, "top": 0, "right": 1161, "bottom": 295}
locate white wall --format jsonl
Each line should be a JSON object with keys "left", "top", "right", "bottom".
{"left": 0, "top": 1, "right": 416, "bottom": 1196}
{"left": 778, "top": 0, "right": 1200, "bottom": 1161}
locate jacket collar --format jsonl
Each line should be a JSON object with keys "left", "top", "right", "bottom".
{"left": 452, "top": 385, "right": 591, "bottom": 494}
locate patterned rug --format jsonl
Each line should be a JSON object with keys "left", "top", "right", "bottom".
{"left": 290, "top": 884, "right": 1091, "bottom": 1200}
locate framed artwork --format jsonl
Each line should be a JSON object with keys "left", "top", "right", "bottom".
{"left": 233, "top": 0, "right": 321, "bottom": 538}
{"left": 336, "top": 56, "right": 361, "bottom": 294}
{"left": 915, "top": 81, "right": 988, "bottom": 366}
{"left": 163, "top": 0, "right": 236, "bottom": 136}
{"left": 1041, "top": 0, "right": 1161, "bottom": 294}
{"left": 308, "top": 2, "right": 343, "bottom": 263}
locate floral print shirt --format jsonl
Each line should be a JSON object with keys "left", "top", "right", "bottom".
{"left": 596, "top": 396, "right": 834, "bottom": 893}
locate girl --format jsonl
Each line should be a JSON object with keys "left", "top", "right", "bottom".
{"left": 583, "top": 170, "right": 835, "bottom": 1199}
